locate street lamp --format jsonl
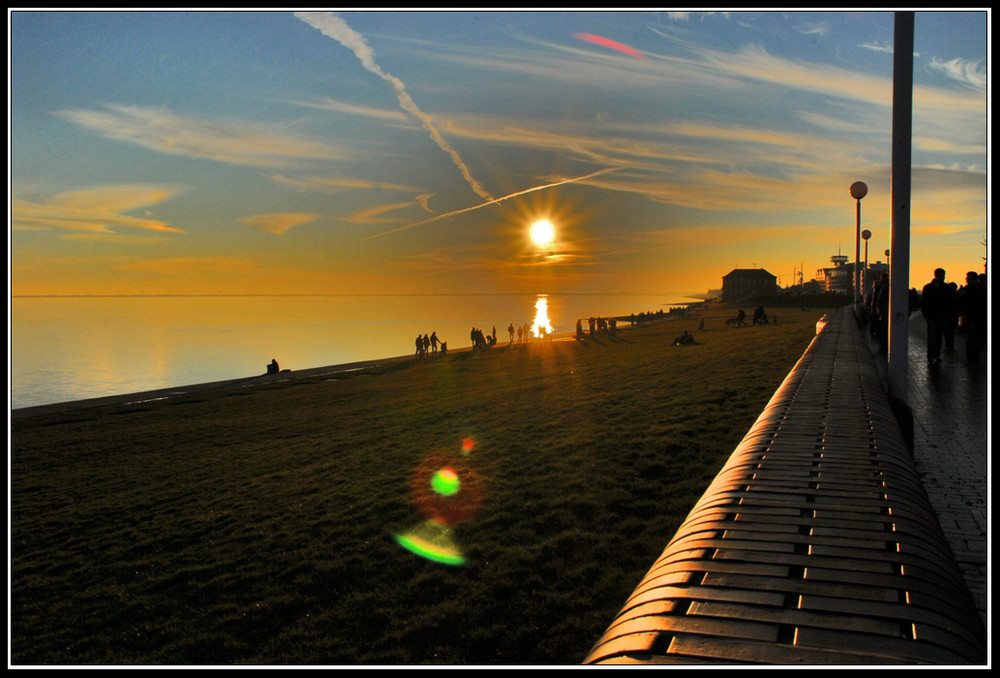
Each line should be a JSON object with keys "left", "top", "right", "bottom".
{"left": 850, "top": 181, "right": 868, "bottom": 313}
{"left": 862, "top": 229, "right": 871, "bottom": 302}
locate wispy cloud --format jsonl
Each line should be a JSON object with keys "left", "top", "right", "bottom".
{"left": 860, "top": 40, "right": 894, "bottom": 54}
{"left": 928, "top": 57, "right": 987, "bottom": 90}
{"left": 270, "top": 173, "right": 425, "bottom": 195}
{"left": 290, "top": 96, "right": 412, "bottom": 124}
{"left": 242, "top": 212, "right": 318, "bottom": 234}
{"left": 12, "top": 184, "right": 183, "bottom": 235}
{"left": 295, "top": 11, "right": 495, "bottom": 201}
{"left": 56, "top": 104, "right": 342, "bottom": 168}
{"left": 345, "top": 201, "right": 426, "bottom": 225}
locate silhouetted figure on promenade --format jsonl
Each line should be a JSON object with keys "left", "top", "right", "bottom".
{"left": 921, "top": 268, "right": 955, "bottom": 364}
{"left": 959, "top": 270, "right": 986, "bottom": 363}
{"left": 873, "top": 273, "right": 890, "bottom": 354}
{"left": 430, "top": 331, "right": 439, "bottom": 354}
{"left": 944, "top": 281, "right": 959, "bottom": 349}
{"left": 267, "top": 358, "right": 279, "bottom": 374}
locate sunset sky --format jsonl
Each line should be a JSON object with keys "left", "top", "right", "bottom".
{"left": 10, "top": 10, "right": 989, "bottom": 298}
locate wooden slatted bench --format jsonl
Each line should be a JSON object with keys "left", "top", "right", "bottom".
{"left": 584, "top": 306, "right": 986, "bottom": 665}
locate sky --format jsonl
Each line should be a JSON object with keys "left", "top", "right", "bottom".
{"left": 9, "top": 10, "right": 990, "bottom": 298}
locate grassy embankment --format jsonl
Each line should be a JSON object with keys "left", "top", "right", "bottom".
{"left": 12, "top": 304, "right": 827, "bottom": 665}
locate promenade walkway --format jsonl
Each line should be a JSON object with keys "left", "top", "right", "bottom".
{"left": 585, "top": 306, "right": 987, "bottom": 665}
{"left": 865, "top": 311, "right": 989, "bottom": 625}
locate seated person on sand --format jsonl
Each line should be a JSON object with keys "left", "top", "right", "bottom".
{"left": 673, "top": 330, "right": 697, "bottom": 346}
{"left": 267, "top": 358, "right": 280, "bottom": 374}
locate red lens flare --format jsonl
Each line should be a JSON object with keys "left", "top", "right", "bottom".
{"left": 573, "top": 33, "right": 647, "bottom": 60}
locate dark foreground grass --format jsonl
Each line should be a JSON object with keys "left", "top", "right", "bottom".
{"left": 11, "top": 305, "right": 825, "bottom": 665}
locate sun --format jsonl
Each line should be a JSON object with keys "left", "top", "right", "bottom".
{"left": 529, "top": 219, "right": 556, "bottom": 247}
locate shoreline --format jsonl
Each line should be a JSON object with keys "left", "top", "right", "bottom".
{"left": 11, "top": 307, "right": 705, "bottom": 421}
{"left": 9, "top": 327, "right": 622, "bottom": 421}
{"left": 11, "top": 297, "right": 709, "bottom": 418}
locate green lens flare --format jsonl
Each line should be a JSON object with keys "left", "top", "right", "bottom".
{"left": 431, "top": 467, "right": 460, "bottom": 496}
{"left": 395, "top": 520, "right": 466, "bottom": 566}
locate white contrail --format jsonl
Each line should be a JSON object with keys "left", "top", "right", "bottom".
{"left": 295, "top": 12, "right": 494, "bottom": 202}
{"left": 361, "top": 167, "right": 619, "bottom": 241}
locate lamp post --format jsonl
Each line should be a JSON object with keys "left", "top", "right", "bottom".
{"left": 862, "top": 229, "right": 871, "bottom": 302}
{"left": 850, "top": 181, "right": 868, "bottom": 314}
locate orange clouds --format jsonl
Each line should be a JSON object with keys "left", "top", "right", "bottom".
{"left": 11, "top": 184, "right": 184, "bottom": 235}
{"left": 241, "top": 212, "right": 318, "bottom": 234}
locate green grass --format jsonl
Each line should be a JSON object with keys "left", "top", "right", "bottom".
{"left": 11, "top": 305, "right": 824, "bottom": 665}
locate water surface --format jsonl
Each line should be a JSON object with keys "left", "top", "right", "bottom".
{"left": 10, "top": 293, "right": 694, "bottom": 410}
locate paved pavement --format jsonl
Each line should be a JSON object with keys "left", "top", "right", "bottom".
{"left": 863, "top": 311, "right": 989, "bottom": 626}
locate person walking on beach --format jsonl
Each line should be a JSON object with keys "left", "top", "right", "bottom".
{"left": 920, "top": 268, "right": 955, "bottom": 364}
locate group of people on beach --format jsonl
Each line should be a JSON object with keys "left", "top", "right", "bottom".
{"left": 415, "top": 331, "right": 445, "bottom": 357}
{"left": 628, "top": 310, "right": 666, "bottom": 325}
{"left": 576, "top": 316, "right": 618, "bottom": 340}
{"left": 507, "top": 322, "right": 541, "bottom": 344}
{"left": 471, "top": 326, "right": 497, "bottom": 349}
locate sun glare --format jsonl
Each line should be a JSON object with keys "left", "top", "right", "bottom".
{"left": 529, "top": 219, "right": 556, "bottom": 247}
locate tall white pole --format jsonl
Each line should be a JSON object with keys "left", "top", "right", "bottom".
{"left": 888, "top": 12, "right": 914, "bottom": 440}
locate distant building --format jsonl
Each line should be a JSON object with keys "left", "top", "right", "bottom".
{"left": 817, "top": 254, "right": 889, "bottom": 297}
{"left": 818, "top": 254, "right": 853, "bottom": 295}
{"left": 721, "top": 268, "right": 777, "bottom": 302}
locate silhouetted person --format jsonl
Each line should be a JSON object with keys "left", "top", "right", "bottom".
{"left": 508, "top": 323, "right": 515, "bottom": 344}
{"left": 959, "top": 270, "right": 986, "bottom": 363}
{"left": 673, "top": 330, "right": 696, "bottom": 346}
{"left": 416, "top": 334, "right": 425, "bottom": 357}
{"left": 921, "top": 268, "right": 955, "bottom": 364}
{"left": 873, "top": 273, "right": 890, "bottom": 353}
{"left": 576, "top": 319, "right": 585, "bottom": 340}
{"left": 267, "top": 358, "right": 279, "bottom": 374}
{"left": 430, "top": 331, "right": 439, "bottom": 354}
{"left": 944, "top": 281, "right": 959, "bottom": 349}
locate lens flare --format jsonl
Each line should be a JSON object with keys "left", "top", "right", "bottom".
{"left": 431, "top": 467, "right": 461, "bottom": 496}
{"left": 395, "top": 519, "right": 466, "bottom": 566}
{"left": 396, "top": 442, "right": 486, "bottom": 566}
{"left": 573, "top": 32, "right": 648, "bottom": 60}
{"left": 409, "top": 454, "right": 485, "bottom": 526}
{"left": 532, "top": 295, "right": 554, "bottom": 338}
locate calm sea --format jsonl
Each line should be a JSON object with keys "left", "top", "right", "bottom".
{"left": 10, "top": 293, "right": 695, "bottom": 410}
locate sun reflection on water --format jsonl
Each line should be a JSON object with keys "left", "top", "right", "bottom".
{"left": 532, "top": 295, "right": 554, "bottom": 338}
